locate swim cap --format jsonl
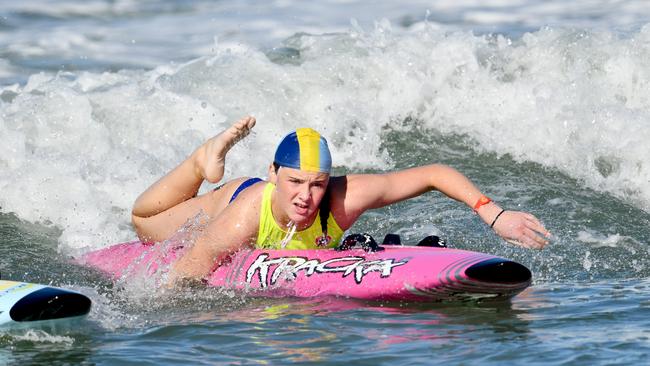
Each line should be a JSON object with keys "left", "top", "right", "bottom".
{"left": 274, "top": 128, "right": 332, "bottom": 173}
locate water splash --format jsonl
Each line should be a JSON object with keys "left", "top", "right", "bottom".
{"left": 1, "top": 23, "right": 650, "bottom": 255}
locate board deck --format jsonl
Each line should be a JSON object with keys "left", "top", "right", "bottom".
{"left": 82, "top": 239, "right": 532, "bottom": 302}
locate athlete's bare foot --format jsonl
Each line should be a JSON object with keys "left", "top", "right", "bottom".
{"left": 194, "top": 116, "right": 256, "bottom": 183}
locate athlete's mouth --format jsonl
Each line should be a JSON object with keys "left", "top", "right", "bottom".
{"left": 293, "top": 202, "right": 309, "bottom": 213}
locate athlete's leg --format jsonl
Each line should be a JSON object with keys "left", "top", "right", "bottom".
{"left": 132, "top": 177, "right": 250, "bottom": 243}
{"left": 131, "top": 116, "right": 256, "bottom": 241}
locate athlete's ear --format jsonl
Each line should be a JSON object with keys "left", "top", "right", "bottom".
{"left": 268, "top": 163, "right": 277, "bottom": 184}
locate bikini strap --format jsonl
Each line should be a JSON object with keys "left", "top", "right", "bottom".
{"left": 229, "top": 178, "right": 263, "bottom": 204}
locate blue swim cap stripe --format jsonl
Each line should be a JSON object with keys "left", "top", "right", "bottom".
{"left": 274, "top": 134, "right": 302, "bottom": 170}
{"left": 318, "top": 135, "right": 332, "bottom": 172}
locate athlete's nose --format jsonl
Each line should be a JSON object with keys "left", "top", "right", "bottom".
{"left": 298, "top": 183, "right": 311, "bottom": 201}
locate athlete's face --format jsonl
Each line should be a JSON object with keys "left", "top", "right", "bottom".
{"left": 269, "top": 165, "right": 329, "bottom": 228}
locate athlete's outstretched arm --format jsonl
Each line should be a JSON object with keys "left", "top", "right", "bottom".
{"left": 335, "top": 164, "right": 551, "bottom": 249}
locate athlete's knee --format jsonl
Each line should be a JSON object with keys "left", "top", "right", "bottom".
{"left": 131, "top": 214, "right": 150, "bottom": 240}
{"left": 131, "top": 214, "right": 142, "bottom": 231}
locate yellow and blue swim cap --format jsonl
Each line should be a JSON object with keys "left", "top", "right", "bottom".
{"left": 274, "top": 128, "right": 332, "bottom": 173}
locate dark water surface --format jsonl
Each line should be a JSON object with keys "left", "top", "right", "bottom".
{"left": 2, "top": 130, "right": 649, "bottom": 365}
{"left": 2, "top": 1, "right": 650, "bottom": 364}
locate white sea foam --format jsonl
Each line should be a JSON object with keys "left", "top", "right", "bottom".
{"left": 1, "top": 329, "right": 75, "bottom": 345}
{"left": 1, "top": 9, "right": 650, "bottom": 252}
{"left": 576, "top": 230, "right": 644, "bottom": 250}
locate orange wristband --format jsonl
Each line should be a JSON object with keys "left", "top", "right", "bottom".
{"left": 473, "top": 195, "right": 492, "bottom": 212}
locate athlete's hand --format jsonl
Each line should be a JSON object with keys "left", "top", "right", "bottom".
{"left": 491, "top": 210, "right": 551, "bottom": 249}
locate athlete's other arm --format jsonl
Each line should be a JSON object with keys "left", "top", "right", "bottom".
{"left": 332, "top": 164, "right": 550, "bottom": 249}
{"left": 167, "top": 187, "right": 262, "bottom": 284}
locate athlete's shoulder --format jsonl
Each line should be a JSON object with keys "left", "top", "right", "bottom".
{"left": 328, "top": 172, "right": 395, "bottom": 226}
{"left": 327, "top": 175, "right": 369, "bottom": 230}
{"left": 219, "top": 179, "right": 267, "bottom": 232}
{"left": 329, "top": 173, "right": 383, "bottom": 193}
{"left": 234, "top": 179, "right": 268, "bottom": 203}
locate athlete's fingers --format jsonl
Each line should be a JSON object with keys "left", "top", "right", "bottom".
{"left": 521, "top": 213, "right": 551, "bottom": 238}
{"left": 504, "top": 238, "right": 521, "bottom": 247}
{"left": 523, "top": 227, "right": 548, "bottom": 249}
{"left": 524, "top": 218, "right": 551, "bottom": 239}
{"left": 505, "top": 238, "right": 531, "bottom": 249}
{"left": 522, "top": 212, "right": 546, "bottom": 229}
{"left": 492, "top": 211, "right": 550, "bottom": 250}
{"left": 506, "top": 235, "right": 542, "bottom": 250}
{"left": 503, "top": 226, "right": 547, "bottom": 250}
{"left": 522, "top": 212, "right": 540, "bottom": 222}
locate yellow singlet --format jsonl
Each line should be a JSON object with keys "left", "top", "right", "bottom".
{"left": 256, "top": 183, "right": 343, "bottom": 249}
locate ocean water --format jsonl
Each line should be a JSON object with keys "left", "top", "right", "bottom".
{"left": 1, "top": 0, "right": 650, "bottom": 364}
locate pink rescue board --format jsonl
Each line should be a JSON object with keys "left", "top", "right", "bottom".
{"left": 80, "top": 240, "right": 532, "bottom": 302}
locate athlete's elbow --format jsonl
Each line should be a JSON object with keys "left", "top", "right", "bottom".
{"left": 427, "top": 164, "right": 463, "bottom": 184}
{"left": 427, "top": 163, "right": 455, "bottom": 174}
